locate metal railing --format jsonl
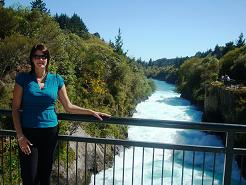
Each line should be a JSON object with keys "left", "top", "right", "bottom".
{"left": 0, "top": 109, "right": 246, "bottom": 185}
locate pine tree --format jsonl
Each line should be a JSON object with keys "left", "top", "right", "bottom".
{"left": 0, "top": 0, "right": 5, "bottom": 7}
{"left": 93, "top": 32, "right": 100, "bottom": 38}
{"left": 109, "top": 40, "right": 114, "bottom": 48}
{"left": 69, "top": 13, "right": 88, "bottom": 33}
{"left": 31, "top": 0, "right": 50, "bottom": 14}
{"left": 54, "top": 13, "right": 70, "bottom": 29}
{"left": 236, "top": 33, "right": 245, "bottom": 47}
{"left": 114, "top": 28, "right": 124, "bottom": 55}
{"left": 222, "top": 41, "right": 235, "bottom": 55}
{"left": 54, "top": 13, "right": 88, "bottom": 38}
{"left": 212, "top": 44, "right": 222, "bottom": 58}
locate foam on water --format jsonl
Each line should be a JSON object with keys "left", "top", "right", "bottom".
{"left": 90, "top": 79, "right": 244, "bottom": 185}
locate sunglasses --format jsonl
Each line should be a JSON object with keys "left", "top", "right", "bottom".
{"left": 33, "top": 54, "right": 48, "bottom": 59}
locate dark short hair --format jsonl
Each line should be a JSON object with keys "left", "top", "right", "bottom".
{"left": 29, "top": 43, "right": 50, "bottom": 73}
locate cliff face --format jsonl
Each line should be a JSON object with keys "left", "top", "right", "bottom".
{"left": 203, "top": 83, "right": 246, "bottom": 124}
{"left": 203, "top": 83, "right": 246, "bottom": 178}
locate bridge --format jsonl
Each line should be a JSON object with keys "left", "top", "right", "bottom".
{"left": 0, "top": 109, "right": 246, "bottom": 185}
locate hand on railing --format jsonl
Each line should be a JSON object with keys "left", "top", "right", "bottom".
{"left": 91, "top": 111, "right": 111, "bottom": 121}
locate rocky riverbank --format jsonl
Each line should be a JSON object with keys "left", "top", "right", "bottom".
{"left": 203, "top": 81, "right": 246, "bottom": 124}
{"left": 203, "top": 82, "right": 246, "bottom": 178}
{"left": 51, "top": 124, "right": 122, "bottom": 185}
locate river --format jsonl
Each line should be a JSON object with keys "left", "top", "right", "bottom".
{"left": 90, "top": 79, "right": 244, "bottom": 185}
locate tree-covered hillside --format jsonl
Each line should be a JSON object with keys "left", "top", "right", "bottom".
{"left": 141, "top": 33, "right": 246, "bottom": 109}
{"left": 0, "top": 3, "right": 155, "bottom": 183}
{"left": 143, "top": 57, "right": 188, "bottom": 84}
{"left": 0, "top": 6, "right": 154, "bottom": 136}
{"left": 177, "top": 39, "right": 246, "bottom": 108}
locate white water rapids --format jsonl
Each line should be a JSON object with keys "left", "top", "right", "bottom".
{"left": 90, "top": 79, "right": 244, "bottom": 185}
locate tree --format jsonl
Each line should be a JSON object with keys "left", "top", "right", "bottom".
{"left": 222, "top": 41, "right": 235, "bottom": 55}
{"left": 31, "top": 0, "right": 50, "bottom": 14}
{"left": 212, "top": 44, "right": 222, "bottom": 58}
{"left": 148, "top": 58, "right": 153, "bottom": 64}
{"left": 0, "top": 8, "right": 19, "bottom": 39}
{"left": 114, "top": 28, "right": 124, "bottom": 55}
{"left": 109, "top": 40, "right": 114, "bottom": 48}
{"left": 219, "top": 46, "right": 246, "bottom": 82}
{"left": 69, "top": 13, "right": 88, "bottom": 33}
{"left": 54, "top": 13, "right": 88, "bottom": 38}
{"left": 54, "top": 13, "right": 70, "bottom": 29}
{"left": 236, "top": 33, "right": 245, "bottom": 48}
{"left": 93, "top": 32, "right": 100, "bottom": 38}
{"left": 0, "top": 0, "right": 5, "bottom": 7}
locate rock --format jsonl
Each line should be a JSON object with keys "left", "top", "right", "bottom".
{"left": 203, "top": 84, "right": 246, "bottom": 123}
{"left": 203, "top": 83, "right": 246, "bottom": 178}
{"left": 51, "top": 125, "right": 120, "bottom": 185}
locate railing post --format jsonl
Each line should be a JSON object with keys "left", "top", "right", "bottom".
{"left": 223, "top": 131, "right": 235, "bottom": 185}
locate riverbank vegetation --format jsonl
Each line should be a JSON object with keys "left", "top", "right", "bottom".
{"left": 0, "top": 5, "right": 153, "bottom": 132}
{"left": 0, "top": 2, "right": 154, "bottom": 183}
{"left": 143, "top": 34, "right": 246, "bottom": 110}
{"left": 177, "top": 41, "right": 246, "bottom": 109}
{"left": 142, "top": 32, "right": 246, "bottom": 179}
{"left": 139, "top": 57, "right": 188, "bottom": 84}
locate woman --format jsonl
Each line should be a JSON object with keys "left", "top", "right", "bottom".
{"left": 12, "top": 43, "right": 110, "bottom": 185}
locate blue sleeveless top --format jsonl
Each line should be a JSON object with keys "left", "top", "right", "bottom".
{"left": 15, "top": 72, "right": 64, "bottom": 128}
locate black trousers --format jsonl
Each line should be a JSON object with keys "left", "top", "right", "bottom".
{"left": 19, "top": 126, "right": 58, "bottom": 185}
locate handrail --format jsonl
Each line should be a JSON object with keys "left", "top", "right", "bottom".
{"left": 1, "top": 108, "right": 246, "bottom": 185}
{"left": 0, "top": 129, "right": 225, "bottom": 152}
{"left": 1, "top": 109, "right": 246, "bottom": 132}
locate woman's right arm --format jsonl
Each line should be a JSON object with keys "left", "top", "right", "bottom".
{"left": 12, "top": 83, "right": 24, "bottom": 139}
{"left": 12, "top": 83, "right": 32, "bottom": 155}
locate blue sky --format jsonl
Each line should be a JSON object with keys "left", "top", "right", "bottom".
{"left": 5, "top": 0, "right": 246, "bottom": 61}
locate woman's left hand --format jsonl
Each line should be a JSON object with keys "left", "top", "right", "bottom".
{"left": 91, "top": 111, "right": 111, "bottom": 121}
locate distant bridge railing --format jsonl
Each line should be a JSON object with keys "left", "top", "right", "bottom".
{"left": 0, "top": 109, "right": 246, "bottom": 185}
